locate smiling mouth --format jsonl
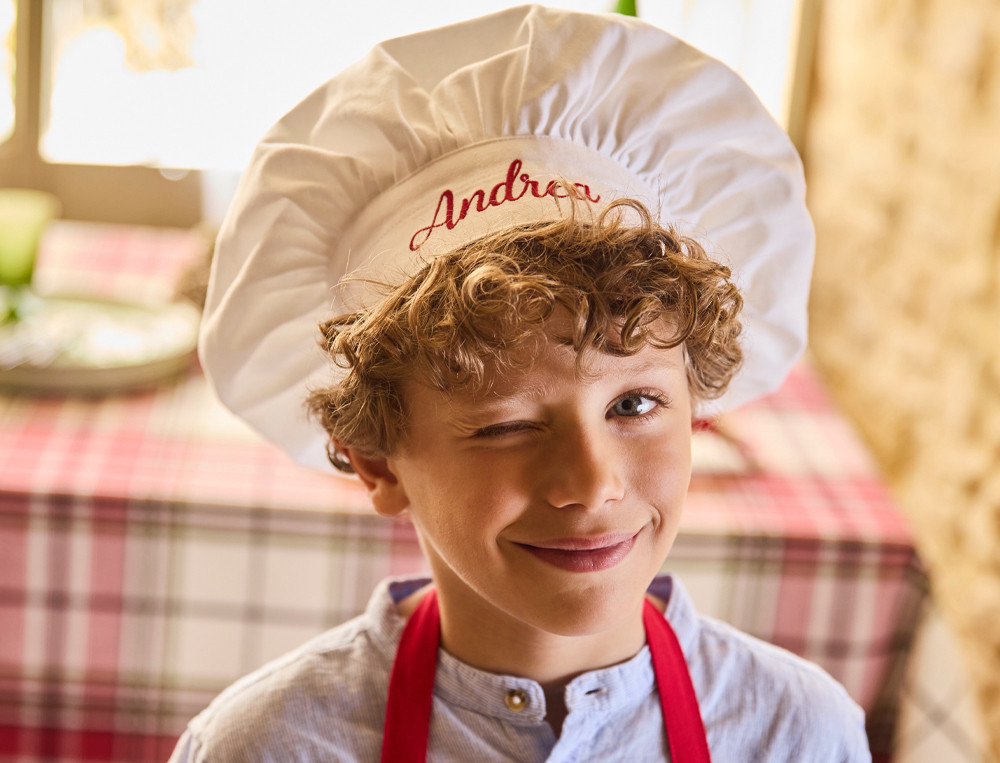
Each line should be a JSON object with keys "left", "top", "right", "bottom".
{"left": 518, "top": 532, "right": 638, "bottom": 573}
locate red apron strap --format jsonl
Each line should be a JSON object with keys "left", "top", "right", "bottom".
{"left": 643, "top": 598, "right": 713, "bottom": 762}
{"left": 381, "top": 588, "right": 440, "bottom": 763}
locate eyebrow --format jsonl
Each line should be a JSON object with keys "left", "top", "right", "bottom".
{"left": 454, "top": 379, "right": 556, "bottom": 409}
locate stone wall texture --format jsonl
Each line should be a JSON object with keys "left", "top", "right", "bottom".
{"left": 803, "top": 0, "right": 1000, "bottom": 758}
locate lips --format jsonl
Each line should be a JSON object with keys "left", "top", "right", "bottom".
{"left": 518, "top": 532, "right": 637, "bottom": 572}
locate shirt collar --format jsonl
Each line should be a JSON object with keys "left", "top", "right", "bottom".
{"left": 369, "top": 575, "right": 689, "bottom": 725}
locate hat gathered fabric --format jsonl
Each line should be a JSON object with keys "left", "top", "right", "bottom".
{"left": 200, "top": 4, "right": 814, "bottom": 474}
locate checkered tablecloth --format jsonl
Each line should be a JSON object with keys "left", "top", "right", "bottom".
{"left": 0, "top": 223, "right": 928, "bottom": 762}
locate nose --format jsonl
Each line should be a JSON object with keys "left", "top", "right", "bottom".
{"left": 541, "top": 423, "right": 626, "bottom": 510}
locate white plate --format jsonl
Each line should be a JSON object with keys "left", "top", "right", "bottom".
{"left": 0, "top": 294, "right": 200, "bottom": 394}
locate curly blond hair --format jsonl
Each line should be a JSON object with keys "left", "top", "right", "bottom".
{"left": 307, "top": 199, "right": 743, "bottom": 472}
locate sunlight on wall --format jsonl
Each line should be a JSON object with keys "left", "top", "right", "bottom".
{"left": 0, "top": 0, "right": 14, "bottom": 143}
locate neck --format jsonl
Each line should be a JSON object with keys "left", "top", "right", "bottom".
{"left": 425, "top": 575, "right": 647, "bottom": 690}
{"left": 396, "top": 571, "right": 650, "bottom": 737}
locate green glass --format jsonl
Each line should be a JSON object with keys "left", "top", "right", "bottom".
{"left": 614, "top": 0, "right": 638, "bottom": 16}
{"left": 0, "top": 189, "right": 59, "bottom": 321}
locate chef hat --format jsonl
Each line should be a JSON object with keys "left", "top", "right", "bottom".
{"left": 199, "top": 4, "right": 814, "bottom": 473}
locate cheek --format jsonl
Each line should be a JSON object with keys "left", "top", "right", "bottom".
{"left": 405, "top": 451, "right": 532, "bottom": 537}
{"left": 629, "top": 434, "right": 692, "bottom": 500}
{"left": 454, "top": 446, "right": 540, "bottom": 493}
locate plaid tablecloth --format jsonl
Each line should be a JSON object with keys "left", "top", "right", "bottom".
{"left": 0, "top": 223, "right": 927, "bottom": 762}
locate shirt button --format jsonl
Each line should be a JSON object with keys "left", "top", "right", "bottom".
{"left": 504, "top": 689, "right": 528, "bottom": 712}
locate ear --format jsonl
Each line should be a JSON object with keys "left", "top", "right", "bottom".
{"left": 338, "top": 445, "right": 410, "bottom": 517}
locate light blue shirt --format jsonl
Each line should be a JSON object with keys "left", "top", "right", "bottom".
{"left": 169, "top": 575, "right": 870, "bottom": 762}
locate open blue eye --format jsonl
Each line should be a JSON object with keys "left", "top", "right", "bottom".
{"left": 611, "top": 394, "right": 658, "bottom": 417}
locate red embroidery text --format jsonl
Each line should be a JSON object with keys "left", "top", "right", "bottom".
{"left": 409, "top": 159, "right": 601, "bottom": 251}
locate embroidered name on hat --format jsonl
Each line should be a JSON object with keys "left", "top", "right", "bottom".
{"left": 409, "top": 159, "right": 601, "bottom": 251}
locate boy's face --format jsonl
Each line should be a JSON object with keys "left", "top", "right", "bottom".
{"left": 381, "top": 320, "right": 692, "bottom": 641}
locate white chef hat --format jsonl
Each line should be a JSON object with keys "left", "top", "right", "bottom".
{"left": 199, "top": 4, "right": 814, "bottom": 473}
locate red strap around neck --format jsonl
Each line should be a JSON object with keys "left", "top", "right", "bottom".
{"left": 381, "top": 589, "right": 711, "bottom": 762}
{"left": 380, "top": 588, "right": 440, "bottom": 763}
{"left": 643, "top": 598, "right": 712, "bottom": 762}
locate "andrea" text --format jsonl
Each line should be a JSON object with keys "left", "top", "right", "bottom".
{"left": 409, "top": 159, "right": 601, "bottom": 251}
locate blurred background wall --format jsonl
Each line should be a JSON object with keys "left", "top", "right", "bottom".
{"left": 804, "top": 0, "right": 1000, "bottom": 758}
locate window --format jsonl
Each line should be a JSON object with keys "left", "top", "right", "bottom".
{"left": 1, "top": 1, "right": 816, "bottom": 226}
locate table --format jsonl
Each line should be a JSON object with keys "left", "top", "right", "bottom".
{"left": 0, "top": 222, "right": 928, "bottom": 762}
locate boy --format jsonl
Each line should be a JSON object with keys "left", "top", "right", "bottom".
{"left": 174, "top": 6, "right": 870, "bottom": 761}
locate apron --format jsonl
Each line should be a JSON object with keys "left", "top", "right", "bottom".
{"left": 381, "top": 589, "right": 712, "bottom": 762}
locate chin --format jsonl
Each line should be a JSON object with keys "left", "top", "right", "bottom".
{"left": 518, "top": 582, "right": 646, "bottom": 637}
